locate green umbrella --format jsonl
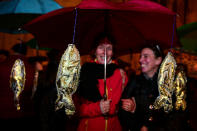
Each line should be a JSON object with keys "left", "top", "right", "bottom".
{"left": 26, "top": 38, "right": 51, "bottom": 51}
{"left": 177, "top": 22, "right": 197, "bottom": 54}
{"left": 26, "top": 38, "right": 50, "bottom": 63}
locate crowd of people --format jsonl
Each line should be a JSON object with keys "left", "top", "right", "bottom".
{"left": 0, "top": 33, "right": 195, "bottom": 131}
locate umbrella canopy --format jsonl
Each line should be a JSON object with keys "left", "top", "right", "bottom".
{"left": 0, "top": 0, "right": 62, "bottom": 32}
{"left": 54, "top": 0, "right": 82, "bottom": 7}
{"left": 177, "top": 22, "right": 197, "bottom": 54}
{"left": 23, "top": 0, "right": 178, "bottom": 55}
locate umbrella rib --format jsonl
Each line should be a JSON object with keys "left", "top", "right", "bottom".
{"left": 38, "top": 0, "right": 46, "bottom": 13}
{"left": 13, "top": 0, "right": 20, "bottom": 13}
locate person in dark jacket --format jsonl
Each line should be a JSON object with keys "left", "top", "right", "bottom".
{"left": 33, "top": 49, "right": 68, "bottom": 131}
{"left": 119, "top": 41, "right": 190, "bottom": 131}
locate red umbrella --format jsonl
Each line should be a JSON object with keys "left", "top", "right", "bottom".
{"left": 23, "top": 0, "right": 178, "bottom": 55}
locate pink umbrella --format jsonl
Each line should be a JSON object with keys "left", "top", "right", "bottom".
{"left": 23, "top": 0, "right": 178, "bottom": 55}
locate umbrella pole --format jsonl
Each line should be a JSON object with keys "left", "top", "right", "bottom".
{"left": 104, "top": 46, "right": 108, "bottom": 121}
{"left": 103, "top": 46, "right": 107, "bottom": 100}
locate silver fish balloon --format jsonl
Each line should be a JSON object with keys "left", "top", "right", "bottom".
{"left": 154, "top": 52, "right": 177, "bottom": 113}
{"left": 56, "top": 44, "right": 80, "bottom": 115}
{"left": 10, "top": 59, "right": 26, "bottom": 110}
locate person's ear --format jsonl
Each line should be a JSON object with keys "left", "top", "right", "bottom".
{"left": 155, "top": 57, "right": 162, "bottom": 66}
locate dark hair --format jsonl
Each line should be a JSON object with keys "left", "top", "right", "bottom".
{"left": 92, "top": 32, "right": 116, "bottom": 49}
{"left": 141, "top": 40, "right": 164, "bottom": 59}
{"left": 12, "top": 43, "right": 27, "bottom": 55}
{"left": 47, "top": 48, "right": 61, "bottom": 62}
{"left": 90, "top": 32, "right": 116, "bottom": 59}
{"left": 0, "top": 50, "right": 9, "bottom": 57}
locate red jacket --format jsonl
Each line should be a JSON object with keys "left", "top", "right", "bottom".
{"left": 77, "top": 68, "right": 128, "bottom": 131}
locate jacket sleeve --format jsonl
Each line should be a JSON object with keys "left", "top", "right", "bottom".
{"left": 121, "top": 76, "right": 137, "bottom": 99}
{"left": 78, "top": 98, "right": 102, "bottom": 117}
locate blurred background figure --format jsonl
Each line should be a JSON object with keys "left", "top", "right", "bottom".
{"left": 33, "top": 49, "right": 69, "bottom": 131}
{"left": 0, "top": 43, "right": 36, "bottom": 131}
{"left": 0, "top": 49, "right": 9, "bottom": 63}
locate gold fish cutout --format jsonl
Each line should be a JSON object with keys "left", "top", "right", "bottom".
{"left": 56, "top": 44, "right": 80, "bottom": 115}
{"left": 174, "top": 65, "right": 187, "bottom": 111}
{"left": 154, "top": 52, "right": 177, "bottom": 113}
{"left": 10, "top": 59, "right": 26, "bottom": 110}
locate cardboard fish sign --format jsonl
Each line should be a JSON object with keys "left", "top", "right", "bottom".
{"left": 56, "top": 44, "right": 80, "bottom": 115}
{"left": 10, "top": 59, "right": 26, "bottom": 110}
